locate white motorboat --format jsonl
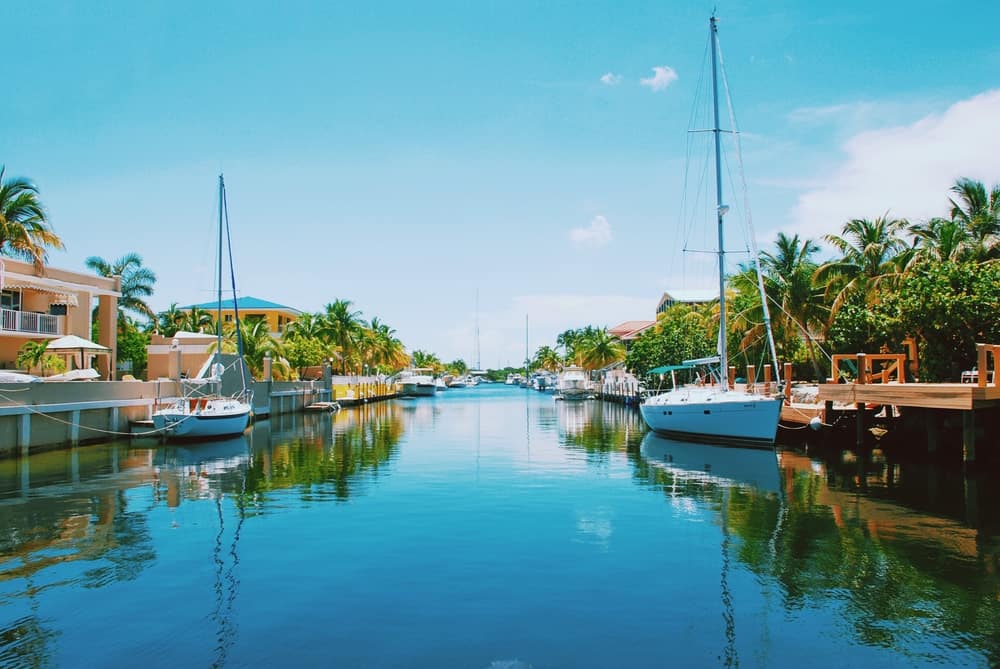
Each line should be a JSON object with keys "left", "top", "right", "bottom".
{"left": 152, "top": 175, "right": 252, "bottom": 440}
{"left": 399, "top": 368, "right": 437, "bottom": 397}
{"left": 639, "top": 16, "right": 781, "bottom": 448}
{"left": 556, "top": 366, "right": 592, "bottom": 400}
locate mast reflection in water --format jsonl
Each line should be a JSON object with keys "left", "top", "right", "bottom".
{"left": 0, "top": 386, "right": 996, "bottom": 668}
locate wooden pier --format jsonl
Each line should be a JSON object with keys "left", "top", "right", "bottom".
{"left": 817, "top": 345, "right": 1000, "bottom": 464}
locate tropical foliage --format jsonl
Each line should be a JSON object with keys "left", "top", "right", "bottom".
{"left": 85, "top": 253, "right": 157, "bottom": 321}
{"left": 564, "top": 177, "right": 1000, "bottom": 383}
{"left": 0, "top": 166, "right": 64, "bottom": 266}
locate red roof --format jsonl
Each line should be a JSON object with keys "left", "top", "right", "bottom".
{"left": 609, "top": 320, "right": 656, "bottom": 340}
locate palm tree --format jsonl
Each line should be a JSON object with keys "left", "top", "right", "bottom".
{"left": 815, "top": 214, "right": 911, "bottom": 319}
{"left": 533, "top": 345, "right": 563, "bottom": 372}
{"left": 738, "top": 232, "right": 828, "bottom": 379}
{"left": 181, "top": 306, "right": 215, "bottom": 333}
{"left": 367, "top": 318, "right": 408, "bottom": 372}
{"left": 948, "top": 177, "right": 1000, "bottom": 259}
{"left": 210, "top": 319, "right": 287, "bottom": 379}
{"left": 85, "top": 253, "right": 157, "bottom": 322}
{"left": 283, "top": 312, "right": 324, "bottom": 341}
{"left": 574, "top": 328, "right": 625, "bottom": 371}
{"left": 909, "top": 216, "right": 971, "bottom": 265}
{"left": 16, "top": 340, "right": 50, "bottom": 376}
{"left": 411, "top": 349, "right": 442, "bottom": 373}
{"left": 155, "top": 303, "right": 186, "bottom": 337}
{"left": 0, "top": 166, "right": 64, "bottom": 267}
{"left": 320, "top": 300, "right": 364, "bottom": 373}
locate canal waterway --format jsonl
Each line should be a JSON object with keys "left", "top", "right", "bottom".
{"left": 0, "top": 385, "right": 997, "bottom": 668}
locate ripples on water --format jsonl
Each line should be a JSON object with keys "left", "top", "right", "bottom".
{"left": 0, "top": 385, "right": 997, "bottom": 668}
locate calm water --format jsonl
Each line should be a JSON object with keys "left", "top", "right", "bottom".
{"left": 0, "top": 385, "right": 998, "bottom": 668}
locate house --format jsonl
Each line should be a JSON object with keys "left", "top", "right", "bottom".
{"left": 178, "top": 296, "right": 302, "bottom": 337}
{"left": 655, "top": 289, "right": 716, "bottom": 315}
{"left": 0, "top": 258, "right": 120, "bottom": 377}
{"left": 608, "top": 320, "right": 656, "bottom": 352}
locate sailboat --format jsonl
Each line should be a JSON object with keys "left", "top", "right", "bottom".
{"left": 152, "top": 175, "right": 253, "bottom": 439}
{"left": 639, "top": 16, "right": 782, "bottom": 448}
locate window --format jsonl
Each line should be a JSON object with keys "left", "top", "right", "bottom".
{"left": 49, "top": 304, "right": 67, "bottom": 316}
{"left": 1, "top": 290, "right": 21, "bottom": 311}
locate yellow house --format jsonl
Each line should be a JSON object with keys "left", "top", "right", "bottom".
{"left": 0, "top": 258, "right": 121, "bottom": 377}
{"left": 179, "top": 296, "right": 302, "bottom": 337}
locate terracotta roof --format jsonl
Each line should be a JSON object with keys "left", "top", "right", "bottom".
{"left": 609, "top": 320, "right": 656, "bottom": 339}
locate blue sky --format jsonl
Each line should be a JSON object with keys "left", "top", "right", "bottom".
{"left": 5, "top": 1, "right": 1000, "bottom": 367}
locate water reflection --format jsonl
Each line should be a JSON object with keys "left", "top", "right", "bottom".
{"left": 632, "top": 428, "right": 1000, "bottom": 666}
{"left": 0, "top": 393, "right": 997, "bottom": 667}
{"left": 556, "top": 400, "right": 645, "bottom": 457}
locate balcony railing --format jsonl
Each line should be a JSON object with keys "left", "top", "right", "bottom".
{"left": 1, "top": 308, "right": 64, "bottom": 335}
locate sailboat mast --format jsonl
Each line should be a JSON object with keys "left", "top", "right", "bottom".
{"left": 710, "top": 15, "right": 728, "bottom": 389}
{"left": 524, "top": 314, "right": 529, "bottom": 383}
{"left": 475, "top": 288, "right": 481, "bottom": 370}
{"left": 216, "top": 174, "right": 225, "bottom": 371}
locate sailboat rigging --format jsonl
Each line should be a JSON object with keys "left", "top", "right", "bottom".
{"left": 639, "top": 16, "right": 782, "bottom": 448}
{"left": 152, "top": 175, "right": 253, "bottom": 439}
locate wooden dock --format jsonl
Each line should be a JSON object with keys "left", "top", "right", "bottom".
{"left": 814, "top": 345, "right": 1000, "bottom": 464}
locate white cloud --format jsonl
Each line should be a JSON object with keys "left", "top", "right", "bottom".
{"left": 791, "top": 89, "right": 1000, "bottom": 241}
{"left": 600, "top": 72, "right": 622, "bottom": 86}
{"left": 570, "top": 215, "right": 612, "bottom": 247}
{"left": 640, "top": 66, "right": 678, "bottom": 92}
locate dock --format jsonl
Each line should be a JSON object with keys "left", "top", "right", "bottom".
{"left": 816, "top": 346, "right": 1000, "bottom": 464}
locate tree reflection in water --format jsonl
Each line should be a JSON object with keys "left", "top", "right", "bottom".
{"left": 634, "top": 432, "right": 1000, "bottom": 666}
{"left": 245, "top": 402, "right": 405, "bottom": 502}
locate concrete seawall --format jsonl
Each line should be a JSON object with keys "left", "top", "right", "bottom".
{"left": 0, "top": 377, "right": 333, "bottom": 458}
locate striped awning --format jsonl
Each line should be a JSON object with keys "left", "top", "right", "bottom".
{"left": 1, "top": 272, "right": 87, "bottom": 307}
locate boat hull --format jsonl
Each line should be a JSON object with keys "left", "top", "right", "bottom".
{"left": 152, "top": 399, "right": 252, "bottom": 439}
{"left": 640, "top": 388, "right": 781, "bottom": 448}
{"left": 400, "top": 382, "right": 437, "bottom": 397}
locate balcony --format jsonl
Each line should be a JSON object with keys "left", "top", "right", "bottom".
{"left": 1, "top": 308, "right": 64, "bottom": 336}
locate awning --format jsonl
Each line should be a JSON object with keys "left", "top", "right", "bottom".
{"left": 1, "top": 270, "right": 122, "bottom": 305}
{"left": 647, "top": 364, "right": 695, "bottom": 375}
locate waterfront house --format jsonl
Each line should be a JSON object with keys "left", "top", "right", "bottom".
{"left": 0, "top": 258, "right": 120, "bottom": 378}
{"left": 608, "top": 320, "right": 656, "bottom": 353}
{"left": 178, "top": 296, "right": 302, "bottom": 337}
{"left": 655, "top": 289, "right": 716, "bottom": 316}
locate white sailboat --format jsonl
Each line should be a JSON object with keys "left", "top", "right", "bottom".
{"left": 639, "top": 16, "right": 782, "bottom": 448}
{"left": 152, "top": 175, "right": 253, "bottom": 439}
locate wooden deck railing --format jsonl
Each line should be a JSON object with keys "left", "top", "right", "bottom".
{"left": 828, "top": 353, "right": 907, "bottom": 385}
{"left": 974, "top": 343, "right": 1000, "bottom": 388}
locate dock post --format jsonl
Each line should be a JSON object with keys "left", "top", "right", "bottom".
{"left": 747, "top": 365, "right": 755, "bottom": 393}
{"left": 763, "top": 365, "right": 772, "bottom": 395}
{"left": 728, "top": 366, "right": 736, "bottom": 390}
{"left": 783, "top": 363, "right": 793, "bottom": 402}
{"left": 69, "top": 410, "right": 81, "bottom": 445}
{"left": 18, "top": 413, "right": 30, "bottom": 457}
{"left": 962, "top": 410, "right": 976, "bottom": 465}
{"left": 926, "top": 411, "right": 939, "bottom": 456}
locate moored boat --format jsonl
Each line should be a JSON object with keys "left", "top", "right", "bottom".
{"left": 639, "top": 16, "right": 781, "bottom": 448}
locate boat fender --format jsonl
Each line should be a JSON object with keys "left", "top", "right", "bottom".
{"left": 809, "top": 416, "right": 823, "bottom": 431}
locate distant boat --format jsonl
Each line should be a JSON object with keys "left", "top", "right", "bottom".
{"left": 435, "top": 377, "right": 448, "bottom": 391}
{"left": 556, "top": 366, "right": 592, "bottom": 401}
{"left": 152, "top": 175, "right": 253, "bottom": 439}
{"left": 449, "top": 376, "right": 467, "bottom": 388}
{"left": 399, "top": 368, "right": 436, "bottom": 397}
{"left": 639, "top": 16, "right": 781, "bottom": 448}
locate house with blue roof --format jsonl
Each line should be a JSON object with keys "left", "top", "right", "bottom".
{"left": 179, "top": 296, "right": 303, "bottom": 337}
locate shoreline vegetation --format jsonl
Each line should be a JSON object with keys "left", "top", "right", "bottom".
{"left": 533, "top": 177, "right": 1000, "bottom": 386}
{"left": 3, "top": 165, "right": 998, "bottom": 385}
